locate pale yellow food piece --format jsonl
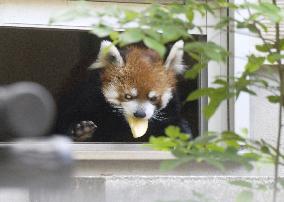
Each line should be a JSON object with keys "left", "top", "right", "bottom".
{"left": 127, "top": 116, "right": 148, "bottom": 138}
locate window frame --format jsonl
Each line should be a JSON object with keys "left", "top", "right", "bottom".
{"left": 78, "top": 0, "right": 184, "bottom": 3}
{"left": 0, "top": 0, "right": 232, "bottom": 160}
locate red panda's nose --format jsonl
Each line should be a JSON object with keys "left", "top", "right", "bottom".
{"left": 133, "top": 110, "right": 146, "bottom": 118}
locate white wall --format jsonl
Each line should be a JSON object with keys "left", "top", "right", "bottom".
{"left": 250, "top": 69, "right": 284, "bottom": 145}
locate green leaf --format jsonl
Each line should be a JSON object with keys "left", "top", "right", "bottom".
{"left": 119, "top": 29, "right": 144, "bottom": 46}
{"left": 160, "top": 157, "right": 193, "bottom": 171}
{"left": 149, "top": 136, "right": 177, "bottom": 150}
{"left": 243, "top": 2, "right": 284, "bottom": 23}
{"left": 215, "top": 17, "right": 230, "bottom": 29}
{"left": 260, "top": 145, "right": 270, "bottom": 154}
{"left": 144, "top": 29, "right": 161, "bottom": 41}
{"left": 109, "top": 31, "right": 120, "bottom": 42}
{"left": 235, "top": 190, "right": 253, "bottom": 202}
{"left": 279, "top": 179, "right": 284, "bottom": 189}
{"left": 124, "top": 9, "right": 139, "bottom": 21}
{"left": 230, "top": 180, "right": 253, "bottom": 188}
{"left": 267, "top": 53, "right": 284, "bottom": 64}
{"left": 203, "top": 157, "right": 225, "bottom": 171}
{"left": 187, "top": 88, "right": 214, "bottom": 101}
{"left": 161, "top": 26, "right": 182, "bottom": 43}
{"left": 267, "top": 95, "right": 280, "bottom": 103}
{"left": 91, "top": 26, "right": 112, "bottom": 38}
{"left": 247, "top": 24, "right": 259, "bottom": 33}
{"left": 236, "top": 22, "right": 259, "bottom": 33}
{"left": 165, "top": 126, "right": 181, "bottom": 138}
{"left": 203, "top": 99, "right": 221, "bottom": 119}
{"left": 193, "top": 135, "right": 217, "bottom": 144}
{"left": 185, "top": 42, "right": 229, "bottom": 62}
{"left": 184, "top": 63, "right": 206, "bottom": 79}
{"left": 186, "top": 7, "right": 194, "bottom": 22}
{"left": 143, "top": 37, "right": 166, "bottom": 57}
{"left": 49, "top": 7, "right": 92, "bottom": 24}
{"left": 280, "top": 39, "right": 284, "bottom": 50}
{"left": 254, "top": 2, "right": 284, "bottom": 23}
{"left": 256, "top": 183, "right": 268, "bottom": 191}
{"left": 203, "top": 87, "right": 234, "bottom": 119}
{"left": 245, "top": 55, "right": 265, "bottom": 73}
{"left": 256, "top": 43, "right": 274, "bottom": 52}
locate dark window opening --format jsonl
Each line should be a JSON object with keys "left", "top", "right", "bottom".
{"left": 0, "top": 27, "right": 205, "bottom": 143}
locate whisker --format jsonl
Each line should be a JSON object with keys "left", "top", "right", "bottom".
{"left": 152, "top": 110, "right": 168, "bottom": 121}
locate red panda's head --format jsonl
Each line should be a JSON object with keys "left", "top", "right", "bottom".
{"left": 91, "top": 40, "right": 184, "bottom": 137}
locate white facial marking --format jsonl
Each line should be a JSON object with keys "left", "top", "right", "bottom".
{"left": 121, "top": 101, "right": 139, "bottom": 117}
{"left": 103, "top": 85, "right": 120, "bottom": 105}
{"left": 164, "top": 40, "right": 185, "bottom": 74}
{"left": 142, "top": 102, "right": 156, "bottom": 119}
{"left": 161, "top": 88, "right": 173, "bottom": 109}
{"left": 90, "top": 40, "right": 124, "bottom": 69}
{"left": 130, "top": 88, "right": 138, "bottom": 97}
{"left": 148, "top": 91, "right": 157, "bottom": 99}
{"left": 121, "top": 101, "right": 156, "bottom": 119}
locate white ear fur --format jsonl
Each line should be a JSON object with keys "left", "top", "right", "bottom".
{"left": 164, "top": 40, "right": 185, "bottom": 74}
{"left": 89, "top": 40, "right": 124, "bottom": 69}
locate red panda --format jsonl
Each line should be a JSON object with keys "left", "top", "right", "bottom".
{"left": 55, "top": 40, "right": 191, "bottom": 142}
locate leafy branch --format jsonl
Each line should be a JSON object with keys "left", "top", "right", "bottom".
{"left": 51, "top": 0, "right": 284, "bottom": 201}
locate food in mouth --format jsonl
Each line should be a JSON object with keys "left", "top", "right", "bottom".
{"left": 127, "top": 116, "right": 149, "bottom": 138}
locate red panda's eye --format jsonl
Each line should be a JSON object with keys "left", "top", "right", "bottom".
{"left": 149, "top": 96, "right": 157, "bottom": 102}
{"left": 125, "top": 94, "right": 133, "bottom": 100}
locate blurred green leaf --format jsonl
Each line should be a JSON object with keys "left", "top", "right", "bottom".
{"left": 91, "top": 26, "right": 112, "bottom": 38}
{"left": 215, "top": 17, "right": 231, "bottom": 29}
{"left": 260, "top": 145, "right": 270, "bottom": 154}
{"left": 256, "top": 43, "right": 274, "bottom": 52}
{"left": 143, "top": 37, "right": 166, "bottom": 56}
{"left": 267, "top": 53, "right": 284, "bottom": 64}
{"left": 185, "top": 63, "right": 206, "bottom": 79}
{"left": 267, "top": 95, "right": 280, "bottom": 103}
{"left": 279, "top": 179, "right": 284, "bottom": 189}
{"left": 49, "top": 7, "right": 92, "bottom": 24}
{"left": 235, "top": 190, "right": 253, "bottom": 202}
{"left": 119, "top": 29, "right": 144, "bottom": 46}
{"left": 280, "top": 39, "right": 284, "bottom": 50}
{"left": 229, "top": 180, "right": 253, "bottom": 189}
{"left": 185, "top": 42, "right": 229, "bottom": 62}
{"left": 245, "top": 55, "right": 265, "bottom": 73}
{"left": 161, "top": 26, "right": 183, "bottom": 43}
{"left": 124, "top": 10, "right": 139, "bottom": 21}
{"left": 149, "top": 136, "right": 177, "bottom": 151}
{"left": 245, "top": 2, "right": 284, "bottom": 23}
{"left": 109, "top": 31, "right": 120, "bottom": 42}
{"left": 165, "top": 126, "right": 181, "bottom": 138}
{"left": 203, "top": 157, "right": 225, "bottom": 171}
{"left": 186, "top": 7, "right": 194, "bottom": 22}
{"left": 193, "top": 135, "right": 217, "bottom": 144}
{"left": 144, "top": 29, "right": 161, "bottom": 41}
{"left": 187, "top": 88, "right": 214, "bottom": 101}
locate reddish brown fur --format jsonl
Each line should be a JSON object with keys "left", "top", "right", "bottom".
{"left": 101, "top": 46, "right": 176, "bottom": 105}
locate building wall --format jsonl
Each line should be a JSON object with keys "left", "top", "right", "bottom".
{"left": 250, "top": 69, "right": 284, "bottom": 145}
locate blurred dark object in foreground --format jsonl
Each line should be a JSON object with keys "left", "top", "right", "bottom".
{"left": 0, "top": 82, "right": 73, "bottom": 188}
{"left": 0, "top": 82, "right": 55, "bottom": 140}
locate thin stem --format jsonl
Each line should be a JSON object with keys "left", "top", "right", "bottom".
{"left": 272, "top": 0, "right": 283, "bottom": 201}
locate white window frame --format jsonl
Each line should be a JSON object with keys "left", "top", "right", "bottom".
{"left": 0, "top": 0, "right": 232, "bottom": 160}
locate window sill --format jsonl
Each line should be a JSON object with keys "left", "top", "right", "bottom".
{"left": 71, "top": 144, "right": 175, "bottom": 160}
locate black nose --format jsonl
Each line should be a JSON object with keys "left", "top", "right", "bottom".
{"left": 133, "top": 110, "right": 146, "bottom": 118}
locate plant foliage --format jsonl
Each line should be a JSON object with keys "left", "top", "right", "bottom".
{"left": 52, "top": 0, "right": 284, "bottom": 201}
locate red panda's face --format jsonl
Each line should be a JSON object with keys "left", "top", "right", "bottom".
{"left": 91, "top": 40, "right": 184, "bottom": 132}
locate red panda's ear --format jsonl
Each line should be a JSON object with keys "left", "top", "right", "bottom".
{"left": 164, "top": 40, "right": 185, "bottom": 74}
{"left": 89, "top": 40, "right": 124, "bottom": 69}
